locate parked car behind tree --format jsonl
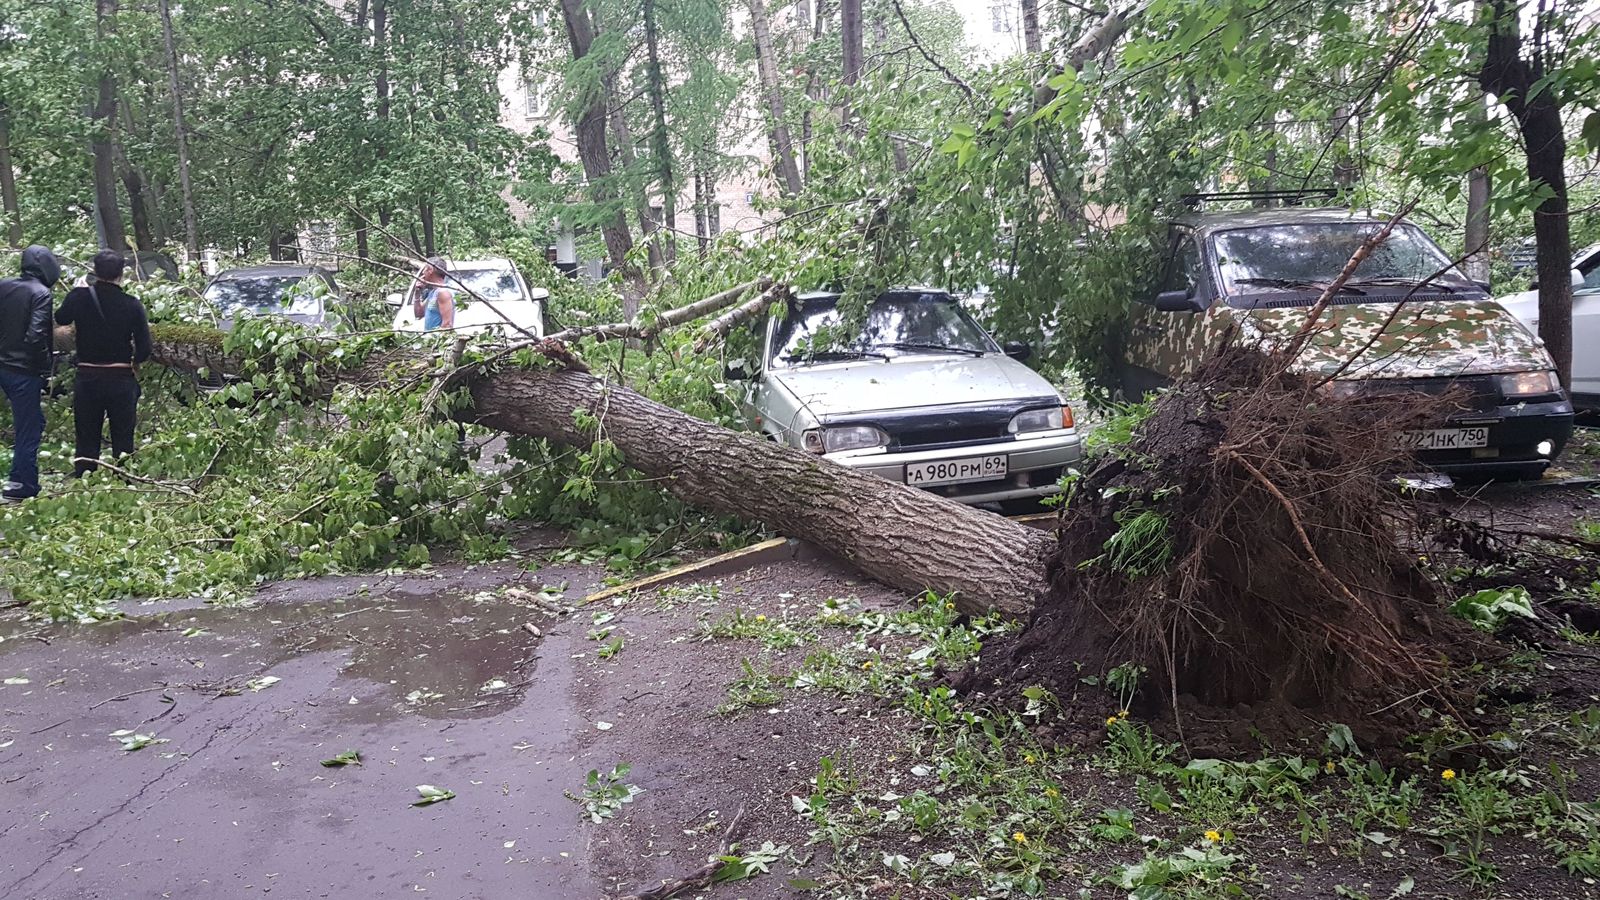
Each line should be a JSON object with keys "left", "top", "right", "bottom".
{"left": 1496, "top": 244, "right": 1600, "bottom": 410}
{"left": 1121, "top": 201, "right": 1574, "bottom": 480}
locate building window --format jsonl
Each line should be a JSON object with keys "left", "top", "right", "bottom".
{"left": 989, "top": 0, "right": 1012, "bottom": 33}
{"left": 522, "top": 78, "right": 550, "bottom": 118}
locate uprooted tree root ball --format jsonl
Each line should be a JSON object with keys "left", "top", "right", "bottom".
{"left": 963, "top": 346, "right": 1491, "bottom": 758}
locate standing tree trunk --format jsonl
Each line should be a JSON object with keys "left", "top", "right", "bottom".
{"left": 159, "top": 0, "right": 199, "bottom": 255}
{"left": 92, "top": 0, "right": 129, "bottom": 253}
{"left": 1021, "top": 0, "right": 1041, "bottom": 53}
{"left": 642, "top": 0, "right": 677, "bottom": 263}
{"left": 748, "top": 0, "right": 804, "bottom": 198}
{"left": 1480, "top": 0, "right": 1571, "bottom": 387}
{"left": 694, "top": 166, "right": 711, "bottom": 255}
{"left": 355, "top": 214, "right": 370, "bottom": 262}
{"left": 558, "top": 0, "right": 639, "bottom": 308}
{"left": 119, "top": 161, "right": 155, "bottom": 251}
{"left": 419, "top": 202, "right": 436, "bottom": 256}
{"left": 841, "top": 0, "right": 863, "bottom": 87}
{"left": 1463, "top": 90, "right": 1492, "bottom": 286}
{"left": 801, "top": 0, "right": 829, "bottom": 181}
{"left": 0, "top": 101, "right": 22, "bottom": 247}
{"left": 373, "top": 0, "right": 393, "bottom": 239}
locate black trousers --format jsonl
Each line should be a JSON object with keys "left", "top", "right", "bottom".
{"left": 74, "top": 368, "right": 140, "bottom": 476}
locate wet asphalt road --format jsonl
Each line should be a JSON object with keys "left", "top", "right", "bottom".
{"left": 0, "top": 570, "right": 604, "bottom": 899}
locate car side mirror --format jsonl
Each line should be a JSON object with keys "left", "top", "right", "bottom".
{"left": 1003, "top": 341, "right": 1032, "bottom": 362}
{"left": 1573, "top": 269, "right": 1586, "bottom": 289}
{"left": 1471, "top": 279, "right": 1491, "bottom": 293}
{"left": 1153, "top": 289, "right": 1202, "bottom": 313}
{"left": 385, "top": 292, "right": 404, "bottom": 307}
{"left": 724, "top": 360, "right": 751, "bottom": 381}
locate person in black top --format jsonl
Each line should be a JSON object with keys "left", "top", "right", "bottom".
{"left": 57, "top": 250, "right": 152, "bottom": 476}
{"left": 0, "top": 245, "right": 60, "bottom": 501}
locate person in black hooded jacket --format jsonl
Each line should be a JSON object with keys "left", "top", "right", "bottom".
{"left": 0, "top": 245, "right": 61, "bottom": 501}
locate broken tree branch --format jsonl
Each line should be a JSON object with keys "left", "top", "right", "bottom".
{"left": 693, "top": 283, "right": 791, "bottom": 353}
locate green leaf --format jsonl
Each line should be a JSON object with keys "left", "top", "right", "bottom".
{"left": 1583, "top": 111, "right": 1600, "bottom": 154}
{"left": 412, "top": 784, "right": 456, "bottom": 806}
{"left": 321, "top": 749, "right": 362, "bottom": 767}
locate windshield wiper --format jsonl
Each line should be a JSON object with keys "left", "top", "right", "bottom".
{"left": 1234, "top": 277, "right": 1365, "bottom": 294}
{"left": 783, "top": 349, "right": 888, "bottom": 363}
{"left": 880, "top": 342, "right": 986, "bottom": 357}
{"left": 1343, "top": 277, "right": 1459, "bottom": 293}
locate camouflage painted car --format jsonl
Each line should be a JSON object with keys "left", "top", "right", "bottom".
{"left": 1120, "top": 207, "right": 1575, "bottom": 479}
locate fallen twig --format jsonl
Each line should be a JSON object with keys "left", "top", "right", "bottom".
{"left": 615, "top": 804, "right": 749, "bottom": 900}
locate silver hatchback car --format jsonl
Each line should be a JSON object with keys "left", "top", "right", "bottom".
{"left": 731, "top": 289, "right": 1082, "bottom": 506}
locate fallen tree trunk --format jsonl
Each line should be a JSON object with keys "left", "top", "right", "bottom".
{"left": 63, "top": 323, "right": 1052, "bottom": 615}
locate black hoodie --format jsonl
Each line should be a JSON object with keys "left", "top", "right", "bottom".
{"left": 0, "top": 245, "right": 61, "bottom": 376}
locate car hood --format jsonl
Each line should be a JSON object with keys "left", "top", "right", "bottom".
{"left": 1228, "top": 300, "right": 1554, "bottom": 378}
{"left": 772, "top": 354, "right": 1059, "bottom": 420}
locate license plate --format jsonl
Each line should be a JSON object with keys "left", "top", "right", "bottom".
{"left": 906, "top": 455, "right": 1008, "bottom": 486}
{"left": 1402, "top": 427, "right": 1490, "bottom": 451}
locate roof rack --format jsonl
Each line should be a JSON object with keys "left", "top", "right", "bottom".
{"left": 1180, "top": 188, "right": 1337, "bottom": 209}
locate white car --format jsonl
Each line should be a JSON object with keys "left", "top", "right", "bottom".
{"left": 388, "top": 258, "right": 546, "bottom": 338}
{"left": 1496, "top": 243, "right": 1600, "bottom": 407}
{"left": 731, "top": 288, "right": 1083, "bottom": 507}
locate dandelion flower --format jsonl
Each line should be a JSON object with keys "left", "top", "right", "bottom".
{"left": 944, "top": 601, "right": 956, "bottom": 611}
{"left": 1012, "top": 831, "right": 1028, "bottom": 844}
{"left": 1442, "top": 768, "right": 1456, "bottom": 781}
{"left": 1106, "top": 715, "right": 1119, "bottom": 726}
{"left": 754, "top": 614, "right": 767, "bottom": 622}
{"left": 862, "top": 660, "right": 874, "bottom": 670}
{"left": 1324, "top": 761, "right": 1336, "bottom": 774}
{"left": 1045, "top": 788, "right": 1059, "bottom": 799}
{"left": 1204, "top": 829, "right": 1221, "bottom": 843}
{"left": 1117, "top": 709, "right": 1130, "bottom": 719}
{"left": 1023, "top": 754, "right": 1036, "bottom": 764}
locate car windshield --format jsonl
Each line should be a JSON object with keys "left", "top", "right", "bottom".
{"left": 440, "top": 267, "right": 524, "bottom": 304}
{"left": 205, "top": 275, "right": 321, "bottom": 316}
{"left": 1214, "top": 223, "right": 1474, "bottom": 299}
{"left": 771, "top": 292, "right": 996, "bottom": 366}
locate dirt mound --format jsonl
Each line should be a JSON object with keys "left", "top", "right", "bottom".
{"left": 968, "top": 346, "right": 1488, "bottom": 757}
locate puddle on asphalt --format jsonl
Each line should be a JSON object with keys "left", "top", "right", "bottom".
{"left": 81, "top": 589, "right": 547, "bottom": 720}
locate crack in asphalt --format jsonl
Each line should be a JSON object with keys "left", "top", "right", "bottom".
{"left": 2, "top": 701, "right": 261, "bottom": 897}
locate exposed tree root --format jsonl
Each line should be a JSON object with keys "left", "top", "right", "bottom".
{"left": 966, "top": 346, "right": 1489, "bottom": 757}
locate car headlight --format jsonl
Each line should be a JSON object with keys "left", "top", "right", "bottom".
{"left": 803, "top": 425, "right": 889, "bottom": 454}
{"left": 1321, "top": 380, "right": 1366, "bottom": 400}
{"left": 1497, "top": 370, "right": 1559, "bottom": 398}
{"left": 1008, "top": 406, "right": 1072, "bottom": 434}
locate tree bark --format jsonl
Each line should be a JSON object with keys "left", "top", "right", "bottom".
{"left": 841, "top": 0, "right": 863, "bottom": 86}
{"left": 159, "top": 0, "right": 199, "bottom": 256}
{"left": 58, "top": 323, "right": 1052, "bottom": 616}
{"left": 1479, "top": 0, "right": 1572, "bottom": 387}
{"left": 0, "top": 101, "right": 21, "bottom": 247}
{"left": 748, "top": 0, "right": 805, "bottom": 198}
{"left": 1463, "top": 90, "right": 1492, "bottom": 285}
{"left": 119, "top": 161, "right": 156, "bottom": 251}
{"left": 642, "top": 0, "right": 678, "bottom": 263}
{"left": 419, "top": 202, "right": 437, "bottom": 256}
{"left": 92, "top": 0, "right": 129, "bottom": 253}
{"left": 1021, "top": 0, "right": 1041, "bottom": 53}
{"left": 470, "top": 366, "right": 1049, "bottom": 617}
{"left": 559, "top": 0, "right": 639, "bottom": 293}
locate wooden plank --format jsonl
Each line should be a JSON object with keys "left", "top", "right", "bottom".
{"left": 582, "top": 537, "right": 796, "bottom": 604}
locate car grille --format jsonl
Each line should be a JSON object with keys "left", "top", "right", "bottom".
{"left": 894, "top": 422, "right": 1011, "bottom": 450}
{"left": 1359, "top": 375, "right": 1500, "bottom": 413}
